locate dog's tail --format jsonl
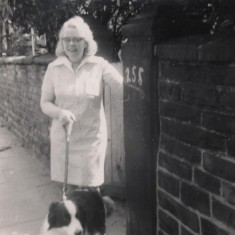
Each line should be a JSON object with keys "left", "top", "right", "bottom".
{"left": 102, "top": 196, "right": 115, "bottom": 217}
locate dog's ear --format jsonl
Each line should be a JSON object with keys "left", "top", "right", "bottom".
{"left": 75, "top": 205, "right": 86, "bottom": 229}
{"left": 48, "top": 202, "right": 60, "bottom": 228}
{"left": 49, "top": 202, "right": 59, "bottom": 212}
{"left": 48, "top": 202, "right": 60, "bottom": 216}
{"left": 47, "top": 201, "right": 71, "bottom": 229}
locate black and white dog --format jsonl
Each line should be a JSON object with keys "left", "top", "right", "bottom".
{"left": 40, "top": 190, "right": 115, "bottom": 235}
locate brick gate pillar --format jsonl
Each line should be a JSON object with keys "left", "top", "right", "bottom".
{"left": 121, "top": 1, "right": 159, "bottom": 235}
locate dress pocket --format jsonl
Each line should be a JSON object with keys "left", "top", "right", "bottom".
{"left": 85, "top": 77, "right": 100, "bottom": 96}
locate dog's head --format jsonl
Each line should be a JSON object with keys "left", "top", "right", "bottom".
{"left": 40, "top": 190, "right": 115, "bottom": 235}
{"left": 40, "top": 200, "right": 84, "bottom": 235}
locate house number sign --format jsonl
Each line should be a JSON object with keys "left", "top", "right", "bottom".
{"left": 125, "top": 66, "right": 144, "bottom": 86}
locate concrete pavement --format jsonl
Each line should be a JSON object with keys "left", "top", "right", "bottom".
{"left": 0, "top": 125, "right": 126, "bottom": 235}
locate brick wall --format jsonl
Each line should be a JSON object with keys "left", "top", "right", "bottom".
{"left": 0, "top": 54, "right": 55, "bottom": 162}
{"left": 157, "top": 35, "right": 235, "bottom": 235}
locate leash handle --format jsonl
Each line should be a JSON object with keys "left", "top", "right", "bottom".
{"left": 63, "top": 121, "right": 74, "bottom": 200}
{"left": 65, "top": 121, "right": 73, "bottom": 141}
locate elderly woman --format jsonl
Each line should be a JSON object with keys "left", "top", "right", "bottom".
{"left": 40, "top": 16, "right": 123, "bottom": 191}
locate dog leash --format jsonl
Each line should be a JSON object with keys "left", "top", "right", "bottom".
{"left": 63, "top": 121, "right": 73, "bottom": 201}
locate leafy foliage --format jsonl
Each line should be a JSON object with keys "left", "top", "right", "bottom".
{"left": 7, "top": 0, "right": 145, "bottom": 56}
{"left": 150, "top": 0, "right": 235, "bottom": 43}
{"left": 11, "top": 0, "right": 79, "bottom": 52}
{"left": 202, "top": 0, "right": 235, "bottom": 35}
{"left": 181, "top": 0, "right": 235, "bottom": 35}
{"left": 2, "top": 0, "right": 235, "bottom": 56}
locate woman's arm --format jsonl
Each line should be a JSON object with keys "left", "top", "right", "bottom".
{"left": 40, "top": 91, "right": 61, "bottom": 119}
{"left": 40, "top": 91, "right": 76, "bottom": 124}
{"left": 101, "top": 59, "right": 123, "bottom": 98}
{"left": 40, "top": 64, "right": 76, "bottom": 124}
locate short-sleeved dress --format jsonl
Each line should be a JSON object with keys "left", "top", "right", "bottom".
{"left": 41, "top": 55, "right": 123, "bottom": 187}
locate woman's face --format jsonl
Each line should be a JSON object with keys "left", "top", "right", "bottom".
{"left": 62, "top": 26, "right": 86, "bottom": 64}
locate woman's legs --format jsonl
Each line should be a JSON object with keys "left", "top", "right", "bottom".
{"left": 67, "top": 184, "right": 100, "bottom": 193}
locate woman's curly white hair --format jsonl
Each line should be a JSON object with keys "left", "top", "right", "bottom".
{"left": 55, "top": 16, "right": 97, "bottom": 57}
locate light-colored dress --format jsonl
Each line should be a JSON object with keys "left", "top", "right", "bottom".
{"left": 41, "top": 55, "right": 123, "bottom": 187}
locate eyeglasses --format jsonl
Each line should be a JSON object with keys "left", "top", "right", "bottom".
{"left": 62, "top": 37, "right": 83, "bottom": 44}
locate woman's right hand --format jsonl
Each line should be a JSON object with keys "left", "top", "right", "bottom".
{"left": 58, "top": 109, "right": 76, "bottom": 125}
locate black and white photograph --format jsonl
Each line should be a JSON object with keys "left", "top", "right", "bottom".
{"left": 0, "top": 0, "right": 235, "bottom": 235}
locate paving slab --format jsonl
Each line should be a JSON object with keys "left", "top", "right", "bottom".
{"left": 0, "top": 127, "right": 18, "bottom": 147}
{"left": 0, "top": 220, "right": 43, "bottom": 235}
{"left": 0, "top": 175, "right": 52, "bottom": 195}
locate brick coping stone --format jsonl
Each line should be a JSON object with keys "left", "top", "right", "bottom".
{"left": 0, "top": 53, "right": 55, "bottom": 65}
{"left": 157, "top": 34, "right": 235, "bottom": 62}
